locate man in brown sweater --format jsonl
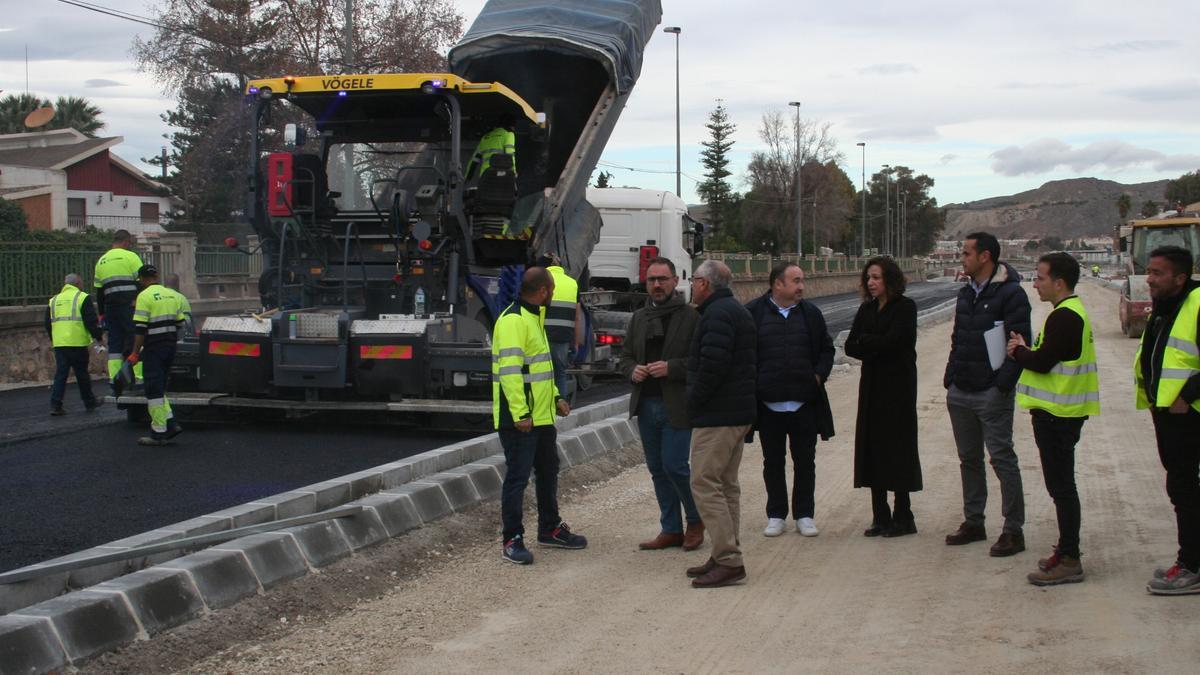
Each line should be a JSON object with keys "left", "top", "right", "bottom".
{"left": 619, "top": 257, "right": 703, "bottom": 551}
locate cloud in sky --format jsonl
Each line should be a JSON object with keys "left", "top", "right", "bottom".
{"left": 85, "top": 79, "right": 125, "bottom": 88}
{"left": 858, "top": 63, "right": 917, "bottom": 76}
{"left": 940, "top": 154, "right": 958, "bottom": 165}
{"left": 1082, "top": 40, "right": 1179, "bottom": 54}
{"left": 991, "top": 139, "right": 1200, "bottom": 176}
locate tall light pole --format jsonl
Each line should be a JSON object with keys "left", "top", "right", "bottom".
{"left": 663, "top": 27, "right": 682, "bottom": 198}
{"left": 882, "top": 164, "right": 891, "bottom": 256}
{"left": 856, "top": 142, "right": 866, "bottom": 256}
{"left": 789, "top": 101, "right": 803, "bottom": 257}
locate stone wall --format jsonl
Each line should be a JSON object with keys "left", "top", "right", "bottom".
{"left": 0, "top": 298, "right": 260, "bottom": 385}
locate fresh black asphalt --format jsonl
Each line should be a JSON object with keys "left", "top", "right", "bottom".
{"left": 0, "top": 281, "right": 961, "bottom": 573}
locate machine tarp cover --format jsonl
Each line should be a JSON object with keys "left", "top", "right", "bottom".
{"left": 447, "top": 0, "right": 662, "bottom": 97}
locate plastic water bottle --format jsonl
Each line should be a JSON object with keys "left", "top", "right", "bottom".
{"left": 288, "top": 314, "right": 297, "bottom": 338}
{"left": 414, "top": 287, "right": 426, "bottom": 316}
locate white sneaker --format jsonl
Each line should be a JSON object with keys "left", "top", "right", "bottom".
{"left": 763, "top": 518, "right": 786, "bottom": 537}
{"left": 796, "top": 518, "right": 819, "bottom": 537}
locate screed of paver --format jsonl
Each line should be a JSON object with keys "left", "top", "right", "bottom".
{"left": 177, "top": 281, "right": 1199, "bottom": 674}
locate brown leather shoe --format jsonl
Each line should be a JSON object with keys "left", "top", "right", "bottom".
{"left": 682, "top": 521, "right": 705, "bottom": 551}
{"left": 691, "top": 563, "right": 747, "bottom": 588}
{"left": 989, "top": 531, "right": 1026, "bottom": 557}
{"left": 945, "top": 522, "right": 987, "bottom": 546}
{"left": 639, "top": 532, "right": 684, "bottom": 550}
{"left": 686, "top": 557, "right": 716, "bottom": 578}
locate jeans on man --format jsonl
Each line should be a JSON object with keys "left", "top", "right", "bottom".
{"left": 500, "top": 425, "right": 562, "bottom": 542}
{"left": 1150, "top": 407, "right": 1200, "bottom": 571}
{"left": 946, "top": 384, "right": 1025, "bottom": 534}
{"left": 50, "top": 347, "right": 96, "bottom": 408}
{"left": 549, "top": 341, "right": 572, "bottom": 401}
{"left": 637, "top": 397, "right": 699, "bottom": 534}
{"left": 758, "top": 405, "right": 817, "bottom": 520}
{"left": 1031, "top": 409, "right": 1085, "bottom": 558}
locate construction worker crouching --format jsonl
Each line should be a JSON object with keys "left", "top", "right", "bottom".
{"left": 45, "top": 273, "right": 105, "bottom": 416}
{"left": 493, "top": 267, "right": 587, "bottom": 565}
{"left": 127, "top": 264, "right": 186, "bottom": 447}
{"left": 93, "top": 229, "right": 144, "bottom": 388}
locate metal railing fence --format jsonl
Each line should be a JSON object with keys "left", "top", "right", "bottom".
{"left": 696, "top": 252, "right": 921, "bottom": 277}
{"left": 196, "top": 245, "right": 264, "bottom": 277}
{"left": 0, "top": 242, "right": 181, "bottom": 306}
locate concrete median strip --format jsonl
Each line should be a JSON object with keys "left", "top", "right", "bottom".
{"left": 0, "top": 396, "right": 637, "bottom": 672}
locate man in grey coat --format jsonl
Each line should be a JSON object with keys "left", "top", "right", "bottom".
{"left": 620, "top": 257, "right": 704, "bottom": 551}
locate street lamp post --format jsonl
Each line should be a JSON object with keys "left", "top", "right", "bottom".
{"left": 663, "top": 26, "right": 682, "bottom": 197}
{"left": 882, "top": 164, "right": 891, "bottom": 256}
{"left": 856, "top": 142, "right": 865, "bottom": 256}
{"left": 789, "top": 101, "right": 803, "bottom": 257}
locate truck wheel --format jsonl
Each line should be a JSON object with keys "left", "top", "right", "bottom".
{"left": 1128, "top": 320, "right": 1145, "bottom": 339}
{"left": 1121, "top": 316, "right": 1130, "bottom": 337}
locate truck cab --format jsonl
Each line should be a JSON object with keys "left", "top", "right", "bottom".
{"left": 1118, "top": 216, "right": 1200, "bottom": 337}
{"left": 586, "top": 187, "right": 703, "bottom": 301}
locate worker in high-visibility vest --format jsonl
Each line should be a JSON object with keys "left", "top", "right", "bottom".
{"left": 1132, "top": 245, "right": 1200, "bottom": 595}
{"left": 465, "top": 123, "right": 516, "bottom": 181}
{"left": 93, "top": 229, "right": 144, "bottom": 384}
{"left": 44, "top": 273, "right": 105, "bottom": 416}
{"left": 1007, "top": 253, "right": 1098, "bottom": 587}
{"left": 127, "top": 264, "right": 186, "bottom": 447}
{"left": 492, "top": 266, "right": 586, "bottom": 565}
{"left": 538, "top": 253, "right": 584, "bottom": 399}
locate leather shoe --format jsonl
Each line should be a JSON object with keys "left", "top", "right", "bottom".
{"left": 639, "top": 532, "right": 684, "bottom": 550}
{"left": 692, "top": 563, "right": 746, "bottom": 588}
{"left": 945, "top": 522, "right": 987, "bottom": 546}
{"left": 686, "top": 557, "right": 716, "bottom": 578}
{"left": 883, "top": 520, "right": 918, "bottom": 538}
{"left": 682, "top": 521, "right": 705, "bottom": 551}
{"left": 864, "top": 522, "right": 889, "bottom": 537}
{"left": 989, "top": 531, "right": 1026, "bottom": 557}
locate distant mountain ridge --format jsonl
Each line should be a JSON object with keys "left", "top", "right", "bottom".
{"left": 944, "top": 177, "right": 1170, "bottom": 240}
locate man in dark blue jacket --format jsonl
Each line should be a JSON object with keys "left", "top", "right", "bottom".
{"left": 684, "top": 260, "right": 757, "bottom": 588}
{"left": 944, "top": 232, "right": 1032, "bottom": 557}
{"left": 745, "top": 262, "right": 835, "bottom": 539}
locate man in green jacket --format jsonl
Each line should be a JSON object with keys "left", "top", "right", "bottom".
{"left": 620, "top": 257, "right": 703, "bottom": 551}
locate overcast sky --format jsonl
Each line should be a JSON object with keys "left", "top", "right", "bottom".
{"left": 3, "top": 0, "right": 1198, "bottom": 206}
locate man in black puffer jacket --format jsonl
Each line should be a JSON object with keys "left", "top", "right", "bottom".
{"left": 684, "top": 260, "right": 757, "bottom": 588}
{"left": 943, "top": 232, "right": 1033, "bottom": 558}
{"left": 745, "top": 262, "right": 835, "bottom": 540}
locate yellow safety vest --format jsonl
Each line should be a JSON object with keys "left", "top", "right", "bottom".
{"left": 1016, "top": 296, "right": 1100, "bottom": 417}
{"left": 1135, "top": 286, "right": 1200, "bottom": 412}
{"left": 492, "top": 299, "right": 559, "bottom": 429}
{"left": 48, "top": 285, "right": 92, "bottom": 347}
{"left": 93, "top": 247, "right": 143, "bottom": 305}
{"left": 133, "top": 283, "right": 186, "bottom": 347}
{"left": 544, "top": 265, "right": 578, "bottom": 343}
{"left": 468, "top": 127, "right": 516, "bottom": 178}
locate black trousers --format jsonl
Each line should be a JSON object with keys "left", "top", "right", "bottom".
{"left": 871, "top": 488, "right": 912, "bottom": 526}
{"left": 1150, "top": 408, "right": 1200, "bottom": 571}
{"left": 499, "top": 426, "right": 561, "bottom": 542}
{"left": 1031, "top": 410, "right": 1085, "bottom": 558}
{"left": 758, "top": 405, "right": 817, "bottom": 520}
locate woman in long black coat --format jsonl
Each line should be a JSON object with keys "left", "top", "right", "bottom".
{"left": 844, "top": 256, "right": 923, "bottom": 537}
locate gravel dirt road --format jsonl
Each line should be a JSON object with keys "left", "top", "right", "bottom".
{"left": 90, "top": 281, "right": 1200, "bottom": 673}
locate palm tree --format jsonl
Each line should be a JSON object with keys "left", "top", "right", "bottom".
{"left": 1116, "top": 194, "right": 1132, "bottom": 222}
{"left": 51, "top": 96, "right": 105, "bottom": 137}
{"left": 0, "top": 93, "right": 50, "bottom": 134}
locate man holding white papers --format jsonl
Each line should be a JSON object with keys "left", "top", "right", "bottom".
{"left": 943, "top": 232, "right": 1032, "bottom": 557}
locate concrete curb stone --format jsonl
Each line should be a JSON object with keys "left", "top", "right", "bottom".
{"left": 384, "top": 482, "right": 453, "bottom": 524}
{"left": 0, "top": 614, "right": 67, "bottom": 675}
{"left": 90, "top": 568, "right": 205, "bottom": 637}
{"left": 158, "top": 550, "right": 261, "bottom": 611}
{"left": 329, "top": 507, "right": 390, "bottom": 552}
{"left": 444, "top": 464, "right": 503, "bottom": 501}
{"left": 211, "top": 533, "right": 308, "bottom": 590}
{"left": 11, "top": 590, "right": 139, "bottom": 664}
{"left": 418, "top": 473, "right": 482, "bottom": 512}
{"left": 246, "top": 491, "right": 318, "bottom": 521}
{"left": 282, "top": 521, "right": 354, "bottom": 569}
{"left": 353, "top": 493, "right": 423, "bottom": 539}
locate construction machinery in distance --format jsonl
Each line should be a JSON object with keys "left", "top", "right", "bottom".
{"left": 1117, "top": 214, "right": 1200, "bottom": 338}
{"left": 115, "top": 0, "right": 665, "bottom": 425}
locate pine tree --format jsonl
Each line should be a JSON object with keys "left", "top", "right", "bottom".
{"left": 697, "top": 100, "right": 736, "bottom": 236}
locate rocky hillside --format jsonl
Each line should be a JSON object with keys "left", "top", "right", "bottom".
{"left": 944, "top": 177, "right": 1170, "bottom": 240}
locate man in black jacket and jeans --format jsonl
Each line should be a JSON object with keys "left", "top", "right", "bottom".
{"left": 745, "top": 262, "right": 835, "bottom": 539}
{"left": 944, "top": 232, "right": 1032, "bottom": 557}
{"left": 684, "top": 260, "right": 757, "bottom": 588}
